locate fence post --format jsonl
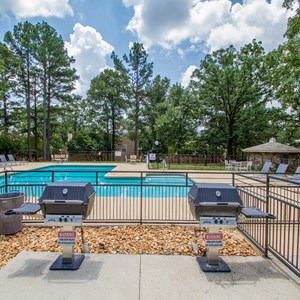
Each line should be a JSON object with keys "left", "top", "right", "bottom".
{"left": 264, "top": 175, "right": 270, "bottom": 258}
{"left": 5, "top": 170, "right": 8, "bottom": 193}
{"left": 232, "top": 172, "right": 235, "bottom": 186}
{"left": 185, "top": 172, "right": 188, "bottom": 187}
{"left": 51, "top": 171, "right": 54, "bottom": 182}
{"left": 140, "top": 172, "right": 143, "bottom": 225}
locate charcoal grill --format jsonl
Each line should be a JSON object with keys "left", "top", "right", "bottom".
{"left": 5, "top": 182, "right": 95, "bottom": 270}
{"left": 188, "top": 183, "right": 275, "bottom": 272}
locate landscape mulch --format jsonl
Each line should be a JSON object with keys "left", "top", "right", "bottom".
{"left": 0, "top": 224, "right": 259, "bottom": 269}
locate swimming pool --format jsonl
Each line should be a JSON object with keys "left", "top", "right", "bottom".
{"left": 1, "top": 165, "right": 193, "bottom": 198}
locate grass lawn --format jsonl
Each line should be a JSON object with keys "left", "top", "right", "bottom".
{"left": 149, "top": 163, "right": 224, "bottom": 171}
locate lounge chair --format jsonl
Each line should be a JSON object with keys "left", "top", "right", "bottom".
{"left": 61, "top": 154, "right": 68, "bottom": 162}
{"left": 0, "top": 155, "right": 13, "bottom": 166}
{"left": 259, "top": 162, "right": 272, "bottom": 174}
{"left": 286, "top": 166, "right": 300, "bottom": 184}
{"left": 251, "top": 161, "right": 272, "bottom": 178}
{"left": 271, "top": 163, "right": 289, "bottom": 179}
{"left": 225, "top": 160, "right": 235, "bottom": 171}
{"left": 51, "top": 154, "right": 62, "bottom": 162}
{"left": 239, "top": 161, "right": 253, "bottom": 171}
{"left": 130, "top": 155, "right": 137, "bottom": 164}
{"left": 7, "top": 154, "right": 28, "bottom": 165}
{"left": 135, "top": 156, "right": 142, "bottom": 163}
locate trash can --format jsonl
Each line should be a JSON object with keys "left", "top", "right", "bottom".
{"left": 0, "top": 192, "right": 24, "bottom": 235}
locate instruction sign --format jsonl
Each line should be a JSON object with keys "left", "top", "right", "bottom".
{"left": 204, "top": 233, "right": 224, "bottom": 248}
{"left": 115, "top": 151, "right": 122, "bottom": 157}
{"left": 58, "top": 230, "right": 77, "bottom": 245}
{"left": 149, "top": 153, "right": 156, "bottom": 161}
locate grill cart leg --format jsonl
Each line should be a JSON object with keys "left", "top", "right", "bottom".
{"left": 50, "top": 224, "right": 85, "bottom": 271}
{"left": 197, "top": 227, "right": 230, "bottom": 272}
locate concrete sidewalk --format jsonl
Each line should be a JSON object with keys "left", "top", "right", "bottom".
{"left": 0, "top": 252, "right": 299, "bottom": 300}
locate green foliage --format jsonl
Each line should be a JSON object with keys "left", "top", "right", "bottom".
{"left": 190, "top": 40, "right": 270, "bottom": 157}
{"left": 87, "top": 69, "right": 129, "bottom": 151}
{"left": 66, "top": 130, "right": 105, "bottom": 152}
{"left": 266, "top": 2, "right": 300, "bottom": 142}
{"left": 0, "top": 16, "right": 299, "bottom": 160}
{"left": 3, "top": 21, "right": 78, "bottom": 160}
{"left": 139, "top": 75, "right": 170, "bottom": 151}
{"left": 155, "top": 84, "right": 198, "bottom": 154}
{"left": 112, "top": 42, "right": 153, "bottom": 154}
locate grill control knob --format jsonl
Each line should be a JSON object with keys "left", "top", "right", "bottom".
{"left": 214, "top": 219, "right": 218, "bottom": 224}
{"left": 59, "top": 218, "right": 63, "bottom": 222}
{"left": 64, "top": 218, "right": 68, "bottom": 222}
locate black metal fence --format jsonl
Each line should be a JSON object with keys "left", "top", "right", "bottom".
{"left": 234, "top": 173, "right": 300, "bottom": 277}
{"left": 0, "top": 168, "right": 299, "bottom": 277}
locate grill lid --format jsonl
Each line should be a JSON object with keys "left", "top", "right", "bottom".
{"left": 188, "top": 183, "right": 243, "bottom": 207}
{"left": 39, "top": 182, "right": 95, "bottom": 204}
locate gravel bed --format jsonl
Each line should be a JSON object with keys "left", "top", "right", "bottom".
{"left": 0, "top": 225, "right": 259, "bottom": 269}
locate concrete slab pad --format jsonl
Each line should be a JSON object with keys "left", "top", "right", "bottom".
{"left": 140, "top": 255, "right": 300, "bottom": 300}
{"left": 0, "top": 251, "right": 140, "bottom": 300}
{"left": 0, "top": 252, "right": 299, "bottom": 300}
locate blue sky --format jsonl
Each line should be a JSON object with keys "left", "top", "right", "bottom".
{"left": 0, "top": 0, "right": 291, "bottom": 96}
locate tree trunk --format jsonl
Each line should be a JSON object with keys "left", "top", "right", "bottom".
{"left": 134, "top": 92, "right": 139, "bottom": 155}
{"left": 26, "top": 54, "right": 32, "bottom": 162}
{"left": 3, "top": 94, "right": 8, "bottom": 134}
{"left": 46, "top": 85, "right": 51, "bottom": 161}
{"left": 33, "top": 81, "right": 38, "bottom": 161}
{"left": 227, "top": 119, "right": 235, "bottom": 159}
{"left": 111, "top": 104, "right": 115, "bottom": 152}
{"left": 43, "top": 71, "right": 47, "bottom": 161}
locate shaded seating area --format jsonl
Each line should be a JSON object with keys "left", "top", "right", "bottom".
{"left": 225, "top": 160, "right": 253, "bottom": 171}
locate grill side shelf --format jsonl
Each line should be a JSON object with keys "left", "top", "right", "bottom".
{"left": 5, "top": 203, "right": 41, "bottom": 215}
{"left": 241, "top": 207, "right": 276, "bottom": 219}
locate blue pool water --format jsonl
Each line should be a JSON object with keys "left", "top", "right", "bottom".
{"left": 1, "top": 165, "right": 193, "bottom": 198}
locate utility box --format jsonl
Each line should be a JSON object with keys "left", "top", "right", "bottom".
{"left": 0, "top": 192, "right": 24, "bottom": 235}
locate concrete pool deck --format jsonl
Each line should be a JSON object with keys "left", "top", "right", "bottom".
{"left": 2, "top": 161, "right": 235, "bottom": 183}
{"left": 0, "top": 251, "right": 299, "bottom": 300}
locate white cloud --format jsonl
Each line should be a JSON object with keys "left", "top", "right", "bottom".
{"left": 125, "top": 0, "right": 288, "bottom": 52}
{"left": 207, "top": 0, "right": 287, "bottom": 51}
{"left": 0, "top": 0, "right": 73, "bottom": 18}
{"left": 122, "top": 0, "right": 140, "bottom": 7}
{"left": 181, "top": 65, "right": 197, "bottom": 88}
{"left": 127, "top": 0, "right": 193, "bottom": 48}
{"left": 65, "top": 23, "right": 114, "bottom": 96}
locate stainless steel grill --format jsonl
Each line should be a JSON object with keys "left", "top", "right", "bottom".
{"left": 39, "top": 182, "right": 95, "bottom": 218}
{"left": 5, "top": 182, "right": 96, "bottom": 271}
{"left": 188, "top": 183, "right": 275, "bottom": 272}
{"left": 188, "top": 183, "right": 243, "bottom": 220}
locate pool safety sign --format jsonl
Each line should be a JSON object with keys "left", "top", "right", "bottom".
{"left": 58, "top": 230, "right": 77, "bottom": 245}
{"left": 204, "top": 233, "right": 224, "bottom": 248}
{"left": 149, "top": 153, "right": 156, "bottom": 161}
